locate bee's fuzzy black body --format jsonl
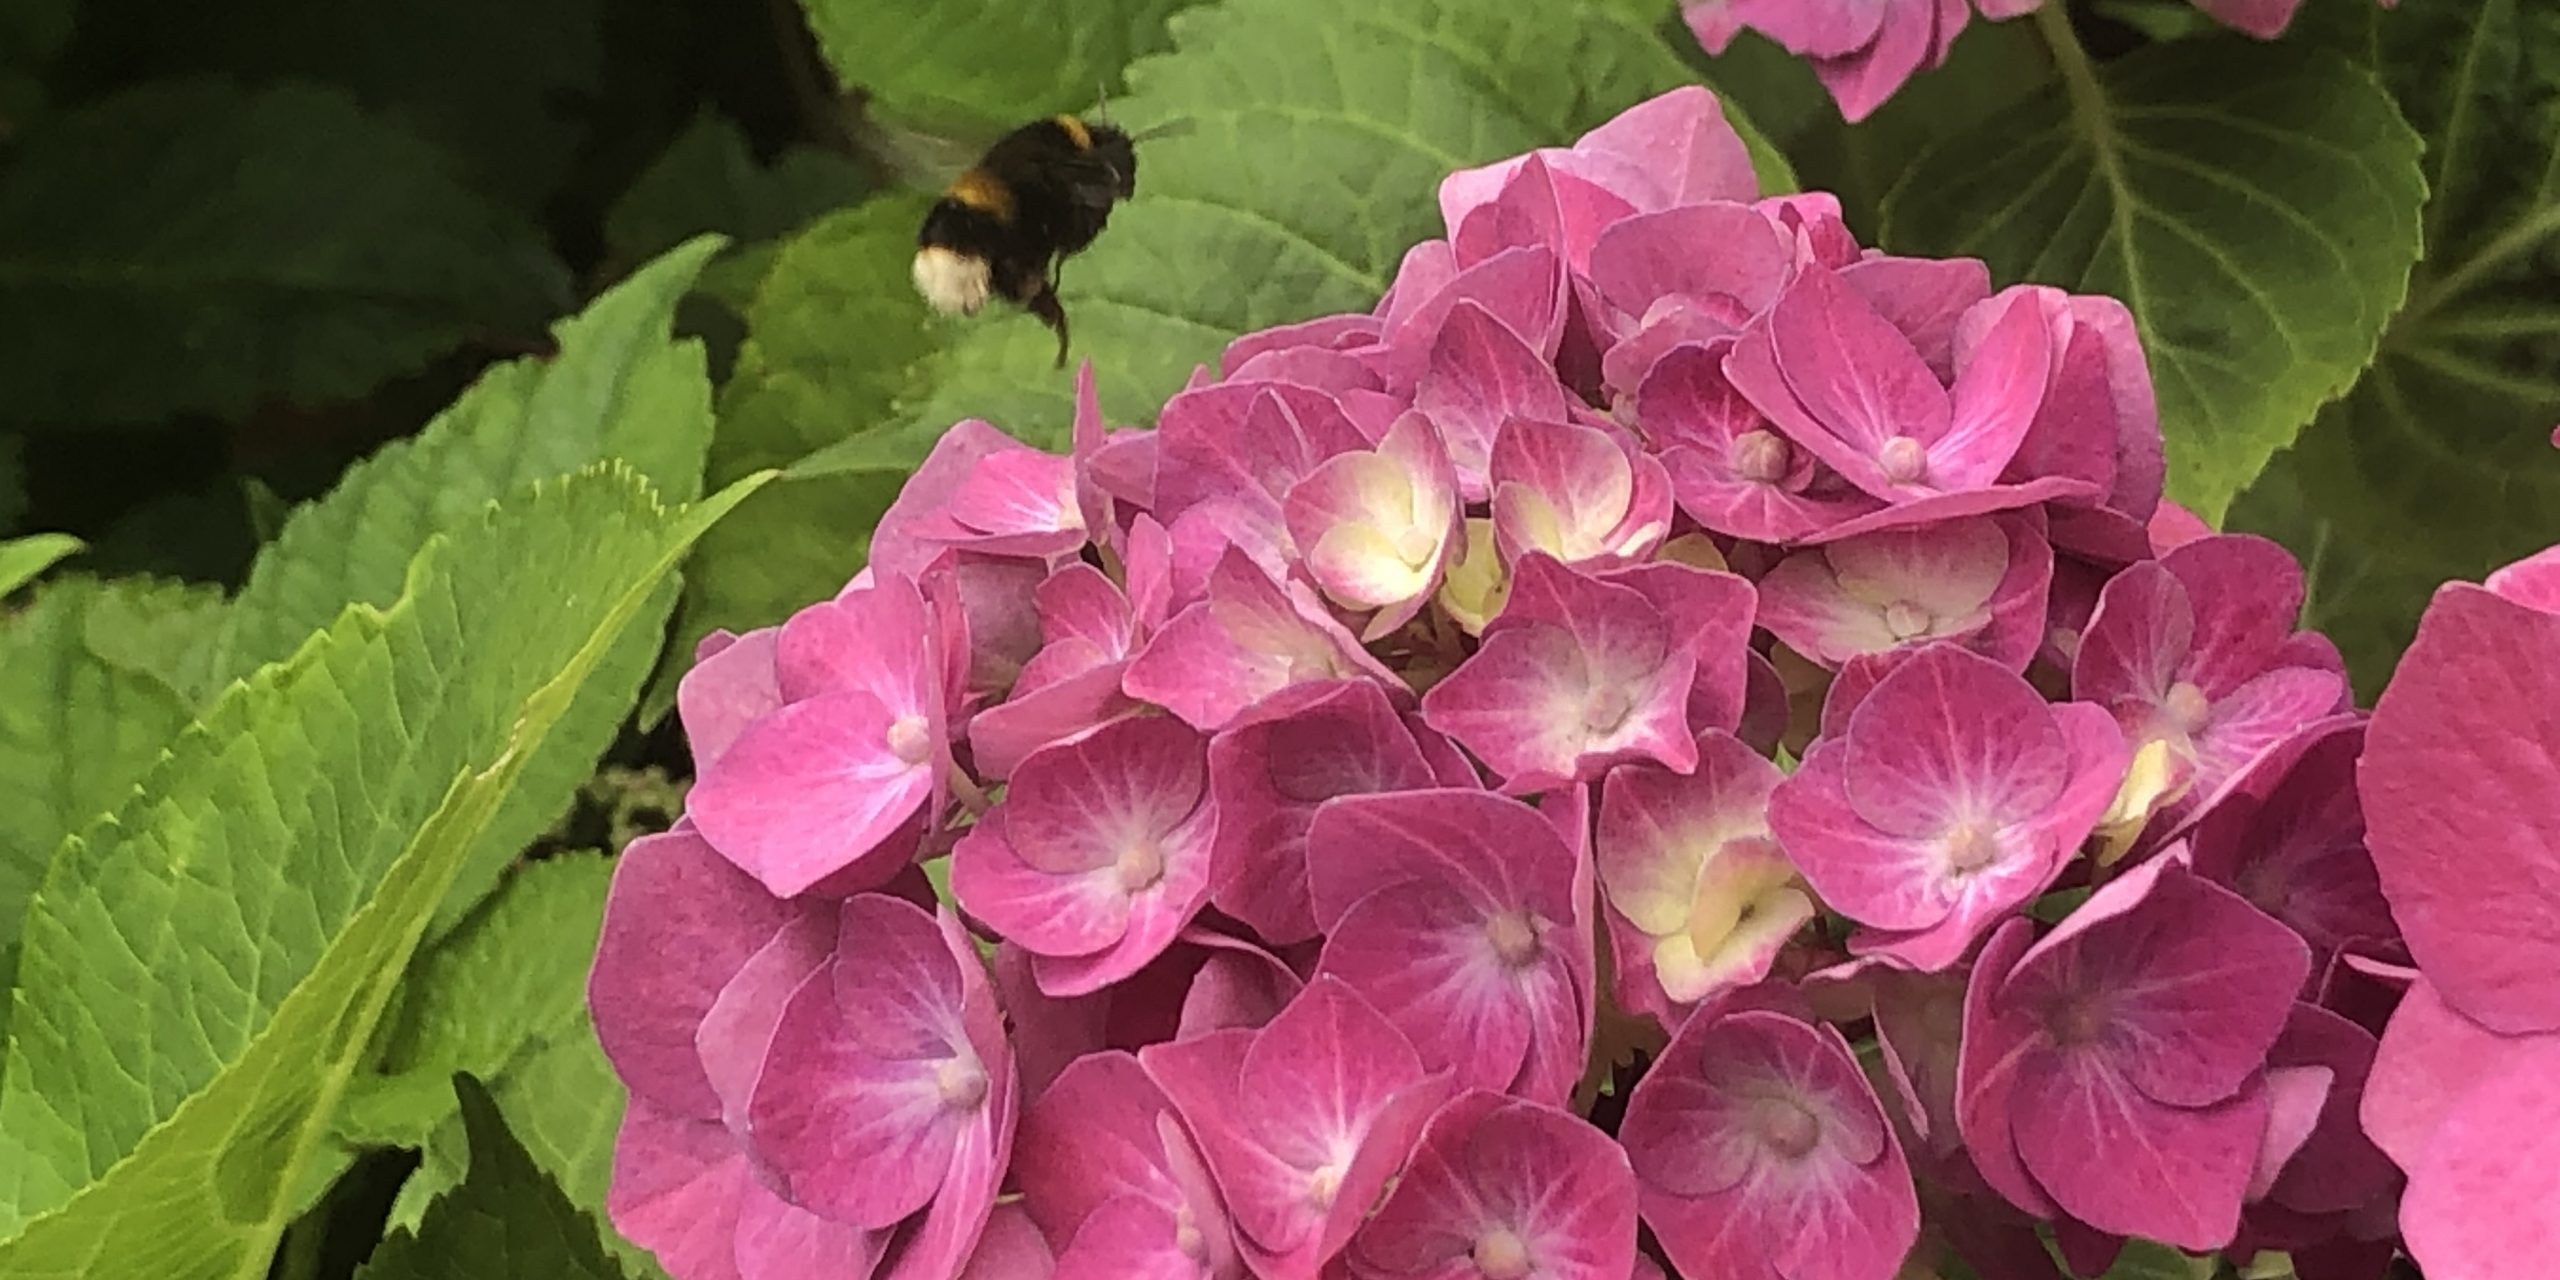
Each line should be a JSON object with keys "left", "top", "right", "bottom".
{"left": 911, "top": 115, "right": 1138, "bottom": 368}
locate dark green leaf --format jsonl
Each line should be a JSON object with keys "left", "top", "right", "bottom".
{"left": 355, "top": 1076, "right": 630, "bottom": 1280}
{"left": 601, "top": 111, "right": 873, "bottom": 302}
{"left": 797, "top": 0, "right": 1207, "bottom": 136}
{"left": 1879, "top": 21, "right": 2427, "bottom": 523}
{"left": 0, "top": 79, "right": 573, "bottom": 430}
{"left": 2230, "top": 0, "right": 2560, "bottom": 698}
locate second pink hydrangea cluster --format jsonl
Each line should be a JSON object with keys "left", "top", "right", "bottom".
{"left": 1684, "top": 0, "right": 2402, "bottom": 122}
{"left": 584, "top": 85, "right": 2547, "bottom": 1280}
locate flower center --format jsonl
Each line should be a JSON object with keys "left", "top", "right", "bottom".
{"left": 1732, "top": 430, "right": 1791, "bottom": 484}
{"left": 1752, "top": 1095, "right": 1824, "bottom": 1161}
{"left": 1116, "top": 836, "right": 1167, "bottom": 892}
{"left": 1472, "top": 1228, "right": 1533, "bottom": 1280}
{"left": 2048, "top": 992, "right": 2112, "bottom": 1047}
{"left": 1391, "top": 522, "right": 1440, "bottom": 569}
{"left": 1878, "top": 435, "right": 1929, "bottom": 484}
{"left": 1307, "top": 1162, "right": 1345, "bottom": 1210}
{"left": 1881, "top": 600, "right": 1934, "bottom": 640}
{"left": 1584, "top": 683, "right": 1636, "bottom": 735}
{"left": 2163, "top": 680, "right": 2213, "bottom": 736}
{"left": 935, "top": 1057, "right": 989, "bottom": 1112}
{"left": 1174, "top": 1207, "right": 1208, "bottom": 1261}
{"left": 1485, "top": 910, "right": 1542, "bottom": 969}
{"left": 1942, "top": 821, "right": 2002, "bottom": 875}
{"left": 886, "top": 714, "right": 934, "bottom": 766}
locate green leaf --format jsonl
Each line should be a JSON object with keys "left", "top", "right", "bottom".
{"left": 0, "top": 534, "right": 81, "bottom": 598}
{"left": 2229, "top": 0, "right": 2560, "bottom": 699}
{"left": 354, "top": 1076, "right": 630, "bottom": 1280}
{"left": 0, "top": 78, "right": 573, "bottom": 430}
{"left": 797, "top": 0, "right": 1207, "bottom": 135}
{"left": 601, "top": 111, "right": 873, "bottom": 306}
{"left": 0, "top": 0, "right": 74, "bottom": 128}
{"left": 1877, "top": 19, "right": 2427, "bottom": 523}
{"left": 2089, "top": 1239, "right": 2216, "bottom": 1280}
{"left": 0, "top": 579, "right": 199, "bottom": 964}
{"left": 337, "top": 853, "right": 613, "bottom": 1149}
{"left": 0, "top": 466, "right": 767, "bottom": 1275}
{"left": 204, "top": 238, "right": 728, "bottom": 930}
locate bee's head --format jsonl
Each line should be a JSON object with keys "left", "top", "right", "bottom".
{"left": 1088, "top": 123, "right": 1139, "bottom": 200}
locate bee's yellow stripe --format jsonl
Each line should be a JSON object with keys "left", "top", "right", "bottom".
{"left": 945, "top": 168, "right": 1016, "bottom": 223}
{"left": 1053, "top": 114, "right": 1093, "bottom": 151}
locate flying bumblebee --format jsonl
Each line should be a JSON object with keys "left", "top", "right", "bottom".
{"left": 912, "top": 113, "right": 1141, "bottom": 368}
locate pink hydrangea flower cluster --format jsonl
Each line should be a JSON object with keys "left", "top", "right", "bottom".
{"left": 1682, "top": 0, "right": 2402, "bottom": 122}
{"left": 587, "top": 86, "right": 2550, "bottom": 1280}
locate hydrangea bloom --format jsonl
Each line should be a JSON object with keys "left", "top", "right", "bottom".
{"left": 591, "top": 83, "right": 2518, "bottom": 1280}
{"left": 1683, "top": 0, "right": 2403, "bottom": 122}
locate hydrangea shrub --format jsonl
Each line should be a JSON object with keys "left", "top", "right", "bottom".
{"left": 586, "top": 86, "right": 2560, "bottom": 1280}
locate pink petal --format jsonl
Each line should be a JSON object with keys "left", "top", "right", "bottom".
{"left": 1930, "top": 287, "right": 2052, "bottom": 490}
{"left": 1014, "top": 1050, "right": 1189, "bottom": 1247}
{"left": 958, "top": 1203, "right": 1055, "bottom": 1280}
{"left": 680, "top": 627, "right": 781, "bottom": 771}
{"left": 591, "top": 822, "right": 805, "bottom": 1116}
{"left": 1761, "top": 264, "right": 1953, "bottom": 498}
{"left": 2398, "top": 1035, "right": 2560, "bottom": 1280}
{"left": 696, "top": 912, "right": 836, "bottom": 1136}
{"left": 1585, "top": 203, "right": 1791, "bottom": 324}
{"left": 1837, "top": 644, "right": 2072, "bottom": 836}
{"left": 1412, "top": 301, "right": 1576, "bottom": 497}
{"left": 2362, "top": 977, "right": 2530, "bottom": 1171}
{"left": 684, "top": 689, "right": 933, "bottom": 897}
{"left": 1125, "top": 549, "right": 1402, "bottom": 732}
{"left": 1207, "top": 680, "right": 1452, "bottom": 945}
{"left": 1348, "top": 1092, "right": 1638, "bottom": 1280}
{"left": 2012, "top": 1055, "right": 2268, "bottom": 1250}
{"left": 608, "top": 1102, "right": 752, "bottom": 1280}
{"left": 2361, "top": 582, "right": 2560, "bottom": 1034}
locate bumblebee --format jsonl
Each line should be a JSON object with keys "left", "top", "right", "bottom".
{"left": 912, "top": 113, "right": 1138, "bottom": 368}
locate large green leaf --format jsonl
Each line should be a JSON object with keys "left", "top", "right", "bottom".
{"left": 796, "top": 0, "right": 1206, "bottom": 136}
{"left": 2229, "top": 0, "right": 2560, "bottom": 698}
{"left": 0, "top": 467, "right": 767, "bottom": 1275}
{"left": 203, "top": 238, "right": 727, "bottom": 931}
{"left": 692, "top": 0, "right": 1793, "bottom": 660}
{"left": 0, "top": 534, "right": 80, "bottom": 599}
{"left": 0, "top": 579, "right": 201, "bottom": 958}
{"left": 353, "top": 1076, "right": 629, "bottom": 1280}
{"left": 0, "top": 79, "right": 573, "bottom": 430}
{"left": 1877, "top": 14, "right": 2426, "bottom": 523}
{"left": 600, "top": 111, "right": 873, "bottom": 309}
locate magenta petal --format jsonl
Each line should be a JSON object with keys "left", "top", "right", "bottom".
{"left": 2361, "top": 580, "right": 2560, "bottom": 1034}
{"left": 2398, "top": 1034, "right": 2560, "bottom": 1280}
{"left": 1838, "top": 256, "right": 1992, "bottom": 381}
{"left": 1206, "top": 680, "right": 1451, "bottom": 945}
{"left": 746, "top": 897, "right": 1003, "bottom": 1230}
{"left": 1013, "top": 1051, "right": 1186, "bottom": 1248}
{"left": 686, "top": 690, "right": 934, "bottom": 897}
{"left": 1413, "top": 301, "right": 1575, "bottom": 496}
{"left": 1954, "top": 918, "right": 2062, "bottom": 1219}
{"left": 609, "top": 1102, "right": 753, "bottom": 1280}
{"left": 696, "top": 912, "right": 836, "bottom": 1135}
{"left": 1049, "top": 1197, "right": 1210, "bottom": 1280}
{"left": 1586, "top": 203, "right": 1791, "bottom": 323}
{"left": 2013, "top": 1058, "right": 2269, "bottom": 1250}
{"left": 1125, "top": 549, "right": 1401, "bottom": 732}
{"left": 958, "top": 1203, "right": 1054, "bottom": 1280}
{"left": 1764, "top": 264, "right": 1952, "bottom": 498}
{"left": 591, "top": 822, "right": 802, "bottom": 1117}
{"left": 1421, "top": 555, "right": 1702, "bottom": 792}
{"left": 1348, "top": 1091, "right": 1637, "bottom": 1280}
{"left": 1623, "top": 1010, "right": 1918, "bottom": 1280}
{"left": 2264, "top": 1004, "right": 2398, "bottom": 1216}
{"left": 1930, "top": 288, "right": 2052, "bottom": 490}
{"left": 680, "top": 627, "right": 782, "bottom": 771}
{"left": 2362, "top": 977, "right": 2525, "bottom": 1172}
{"left": 1839, "top": 645, "right": 2069, "bottom": 836}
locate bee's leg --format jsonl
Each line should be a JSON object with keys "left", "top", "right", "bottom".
{"left": 1026, "top": 282, "right": 1071, "bottom": 369}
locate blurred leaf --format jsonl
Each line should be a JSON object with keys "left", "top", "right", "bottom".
{"left": 52, "top": 0, "right": 603, "bottom": 209}
{"left": 1776, "top": 21, "right": 2056, "bottom": 236}
{"left": 0, "top": 79, "right": 572, "bottom": 431}
{"left": 355, "top": 1076, "right": 630, "bottom": 1280}
{"left": 0, "top": 467, "right": 764, "bottom": 1274}
{"left": 2230, "top": 0, "right": 2560, "bottom": 699}
{"left": 1879, "top": 25, "right": 2426, "bottom": 523}
{"left": 0, "top": 534, "right": 81, "bottom": 598}
{"left": 797, "top": 0, "right": 1207, "bottom": 136}
{"left": 601, "top": 110, "right": 873, "bottom": 307}
{"left": 205, "top": 238, "right": 726, "bottom": 933}
{"left": 2091, "top": 1239, "right": 2217, "bottom": 1279}
{"left": 0, "top": 0, "right": 74, "bottom": 128}
{"left": 0, "top": 436, "right": 22, "bottom": 534}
